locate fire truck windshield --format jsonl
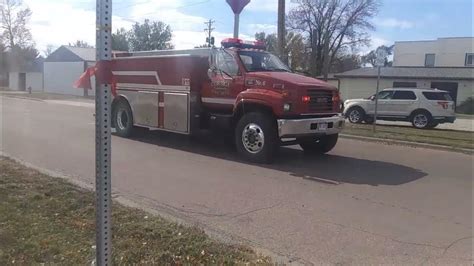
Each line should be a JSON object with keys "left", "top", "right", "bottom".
{"left": 238, "top": 51, "right": 291, "bottom": 73}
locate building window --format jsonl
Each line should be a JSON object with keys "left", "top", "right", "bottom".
{"left": 424, "top": 53, "right": 435, "bottom": 67}
{"left": 393, "top": 81, "right": 417, "bottom": 88}
{"left": 465, "top": 53, "right": 474, "bottom": 66}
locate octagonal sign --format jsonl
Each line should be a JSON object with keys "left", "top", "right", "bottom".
{"left": 226, "top": 0, "right": 251, "bottom": 14}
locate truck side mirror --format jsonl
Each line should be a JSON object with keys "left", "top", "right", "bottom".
{"left": 369, "top": 95, "right": 375, "bottom": 101}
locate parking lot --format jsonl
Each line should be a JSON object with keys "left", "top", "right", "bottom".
{"left": 1, "top": 96, "right": 472, "bottom": 264}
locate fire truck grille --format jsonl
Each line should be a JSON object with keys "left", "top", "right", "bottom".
{"left": 307, "top": 89, "right": 333, "bottom": 112}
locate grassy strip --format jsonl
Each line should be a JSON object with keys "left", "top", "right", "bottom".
{"left": 0, "top": 157, "right": 270, "bottom": 265}
{"left": 343, "top": 123, "right": 474, "bottom": 150}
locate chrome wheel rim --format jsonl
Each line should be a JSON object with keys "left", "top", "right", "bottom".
{"left": 349, "top": 109, "right": 361, "bottom": 123}
{"left": 117, "top": 109, "right": 129, "bottom": 130}
{"left": 413, "top": 114, "right": 428, "bottom": 128}
{"left": 242, "top": 123, "right": 265, "bottom": 154}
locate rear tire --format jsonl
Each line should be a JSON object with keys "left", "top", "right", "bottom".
{"left": 299, "top": 134, "right": 339, "bottom": 155}
{"left": 411, "top": 110, "right": 432, "bottom": 129}
{"left": 113, "top": 100, "right": 136, "bottom": 137}
{"left": 346, "top": 107, "right": 365, "bottom": 124}
{"left": 235, "top": 112, "right": 278, "bottom": 164}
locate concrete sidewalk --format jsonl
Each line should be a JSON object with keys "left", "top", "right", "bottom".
{"left": 377, "top": 119, "right": 473, "bottom": 132}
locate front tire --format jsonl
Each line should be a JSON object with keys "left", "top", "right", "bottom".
{"left": 113, "top": 100, "right": 136, "bottom": 137}
{"left": 299, "top": 134, "right": 339, "bottom": 154}
{"left": 346, "top": 107, "right": 365, "bottom": 124}
{"left": 411, "top": 110, "right": 432, "bottom": 129}
{"left": 235, "top": 112, "right": 278, "bottom": 163}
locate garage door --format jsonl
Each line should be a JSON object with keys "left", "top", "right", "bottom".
{"left": 43, "top": 62, "right": 85, "bottom": 96}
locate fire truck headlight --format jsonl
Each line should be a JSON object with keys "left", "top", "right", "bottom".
{"left": 283, "top": 103, "right": 291, "bottom": 112}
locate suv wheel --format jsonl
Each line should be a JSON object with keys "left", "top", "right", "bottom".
{"left": 346, "top": 107, "right": 365, "bottom": 124}
{"left": 411, "top": 111, "right": 432, "bottom": 129}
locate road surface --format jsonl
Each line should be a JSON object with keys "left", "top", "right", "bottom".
{"left": 1, "top": 96, "right": 472, "bottom": 265}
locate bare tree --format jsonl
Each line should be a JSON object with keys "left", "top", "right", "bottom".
{"left": 362, "top": 44, "right": 394, "bottom": 67}
{"left": 43, "top": 44, "right": 55, "bottom": 57}
{"left": 0, "top": 0, "right": 33, "bottom": 49}
{"left": 69, "top": 40, "right": 94, "bottom": 48}
{"left": 288, "top": 0, "right": 380, "bottom": 78}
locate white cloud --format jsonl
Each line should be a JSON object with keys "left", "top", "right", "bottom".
{"left": 356, "top": 36, "right": 392, "bottom": 55}
{"left": 246, "top": 0, "right": 297, "bottom": 12}
{"left": 24, "top": 0, "right": 258, "bottom": 54}
{"left": 374, "top": 18, "right": 414, "bottom": 29}
{"left": 173, "top": 31, "right": 251, "bottom": 49}
{"left": 246, "top": 23, "right": 277, "bottom": 34}
{"left": 25, "top": 0, "right": 132, "bottom": 54}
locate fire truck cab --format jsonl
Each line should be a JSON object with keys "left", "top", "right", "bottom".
{"left": 106, "top": 38, "right": 344, "bottom": 163}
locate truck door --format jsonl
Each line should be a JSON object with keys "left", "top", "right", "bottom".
{"left": 204, "top": 49, "right": 243, "bottom": 108}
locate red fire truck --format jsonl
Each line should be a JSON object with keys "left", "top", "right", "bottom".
{"left": 78, "top": 38, "right": 345, "bottom": 163}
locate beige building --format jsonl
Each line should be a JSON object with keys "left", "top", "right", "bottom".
{"left": 393, "top": 37, "right": 474, "bottom": 67}
{"left": 334, "top": 37, "right": 474, "bottom": 106}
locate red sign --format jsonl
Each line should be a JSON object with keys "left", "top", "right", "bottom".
{"left": 226, "top": 0, "right": 251, "bottom": 14}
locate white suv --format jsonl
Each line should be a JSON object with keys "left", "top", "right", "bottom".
{"left": 343, "top": 88, "right": 456, "bottom": 129}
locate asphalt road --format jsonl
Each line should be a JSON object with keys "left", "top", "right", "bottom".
{"left": 1, "top": 96, "right": 472, "bottom": 265}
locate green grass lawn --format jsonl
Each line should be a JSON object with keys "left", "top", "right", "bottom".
{"left": 343, "top": 123, "right": 474, "bottom": 150}
{"left": 0, "top": 157, "right": 270, "bottom": 265}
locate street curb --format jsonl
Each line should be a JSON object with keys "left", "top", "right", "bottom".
{"left": 340, "top": 134, "right": 474, "bottom": 155}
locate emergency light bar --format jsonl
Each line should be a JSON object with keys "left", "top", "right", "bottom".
{"left": 221, "top": 38, "right": 266, "bottom": 50}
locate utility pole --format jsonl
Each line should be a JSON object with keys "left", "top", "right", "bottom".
{"left": 277, "top": 0, "right": 286, "bottom": 63}
{"left": 204, "top": 19, "right": 215, "bottom": 47}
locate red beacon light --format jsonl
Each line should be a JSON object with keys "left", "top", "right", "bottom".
{"left": 221, "top": 38, "right": 266, "bottom": 50}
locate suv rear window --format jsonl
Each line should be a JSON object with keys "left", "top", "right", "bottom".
{"left": 422, "top": 92, "right": 453, "bottom": 101}
{"left": 393, "top": 90, "right": 417, "bottom": 100}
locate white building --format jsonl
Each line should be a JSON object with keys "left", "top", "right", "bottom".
{"left": 44, "top": 46, "right": 96, "bottom": 96}
{"left": 335, "top": 37, "right": 474, "bottom": 106}
{"left": 393, "top": 37, "right": 474, "bottom": 67}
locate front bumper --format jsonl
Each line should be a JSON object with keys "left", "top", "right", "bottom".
{"left": 277, "top": 115, "right": 345, "bottom": 138}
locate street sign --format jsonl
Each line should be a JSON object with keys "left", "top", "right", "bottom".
{"left": 226, "top": 0, "right": 251, "bottom": 14}
{"left": 374, "top": 48, "right": 388, "bottom": 67}
{"left": 226, "top": 0, "right": 251, "bottom": 38}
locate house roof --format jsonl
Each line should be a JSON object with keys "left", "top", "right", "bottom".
{"left": 27, "top": 57, "right": 45, "bottom": 72}
{"left": 334, "top": 67, "right": 474, "bottom": 80}
{"left": 45, "top": 46, "right": 95, "bottom": 62}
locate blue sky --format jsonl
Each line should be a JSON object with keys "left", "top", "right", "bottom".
{"left": 24, "top": 0, "right": 473, "bottom": 54}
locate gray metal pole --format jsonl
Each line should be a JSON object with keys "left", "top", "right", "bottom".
{"left": 233, "top": 14, "right": 239, "bottom": 38}
{"left": 95, "top": 0, "right": 112, "bottom": 264}
{"left": 373, "top": 66, "right": 381, "bottom": 133}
